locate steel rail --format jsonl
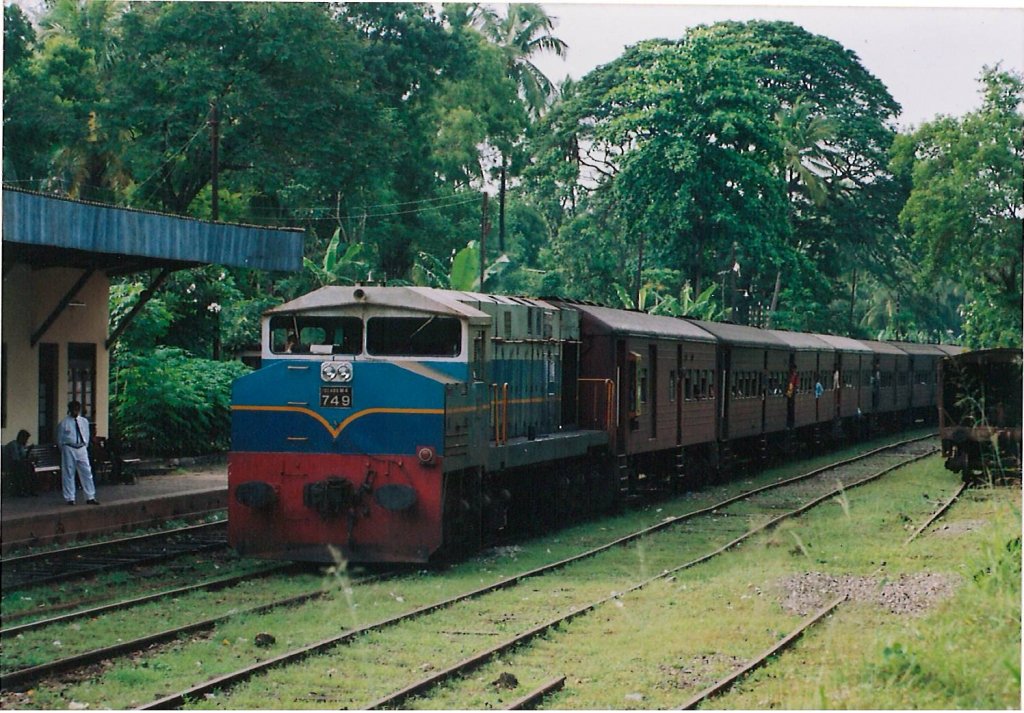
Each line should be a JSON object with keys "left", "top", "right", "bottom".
{"left": 0, "top": 564, "right": 293, "bottom": 638}
{"left": 0, "top": 566, "right": 398, "bottom": 692}
{"left": 677, "top": 595, "right": 848, "bottom": 710}
{"left": 1, "top": 521, "right": 228, "bottom": 592}
{"left": 0, "top": 520, "right": 226, "bottom": 567}
{"left": 1, "top": 586, "right": 331, "bottom": 691}
{"left": 364, "top": 449, "right": 935, "bottom": 710}
{"left": 503, "top": 676, "right": 566, "bottom": 710}
{"left": 904, "top": 482, "right": 968, "bottom": 544}
{"left": 136, "top": 437, "right": 935, "bottom": 710}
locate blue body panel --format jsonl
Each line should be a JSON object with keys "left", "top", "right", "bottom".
{"left": 232, "top": 360, "right": 453, "bottom": 456}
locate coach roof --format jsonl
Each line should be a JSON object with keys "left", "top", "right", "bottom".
{"left": 766, "top": 329, "right": 835, "bottom": 352}
{"left": 815, "top": 334, "right": 874, "bottom": 354}
{"left": 685, "top": 319, "right": 787, "bottom": 348}
{"left": 568, "top": 303, "right": 717, "bottom": 342}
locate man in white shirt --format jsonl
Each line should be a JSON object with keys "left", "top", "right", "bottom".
{"left": 57, "top": 401, "right": 99, "bottom": 505}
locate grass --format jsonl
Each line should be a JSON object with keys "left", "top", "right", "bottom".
{"left": 13, "top": 431, "right": 1005, "bottom": 710}
{"left": 406, "top": 457, "right": 1020, "bottom": 709}
{"left": 712, "top": 477, "right": 1021, "bottom": 709}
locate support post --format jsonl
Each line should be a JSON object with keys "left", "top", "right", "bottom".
{"left": 31, "top": 268, "right": 96, "bottom": 347}
{"left": 105, "top": 268, "right": 173, "bottom": 350}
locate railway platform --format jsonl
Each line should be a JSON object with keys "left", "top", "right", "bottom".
{"left": 0, "top": 461, "right": 227, "bottom": 554}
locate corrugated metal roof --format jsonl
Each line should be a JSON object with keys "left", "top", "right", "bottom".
{"left": 2, "top": 188, "right": 303, "bottom": 272}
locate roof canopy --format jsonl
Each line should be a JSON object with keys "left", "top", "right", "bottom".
{"left": 2, "top": 188, "right": 303, "bottom": 274}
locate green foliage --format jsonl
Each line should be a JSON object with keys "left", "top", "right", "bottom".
{"left": 412, "top": 240, "right": 510, "bottom": 291}
{"left": 614, "top": 276, "right": 723, "bottom": 320}
{"left": 111, "top": 348, "right": 249, "bottom": 456}
{"left": 894, "top": 67, "right": 1024, "bottom": 348}
{"left": 528, "top": 20, "right": 902, "bottom": 332}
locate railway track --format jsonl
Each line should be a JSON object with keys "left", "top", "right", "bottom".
{"left": 676, "top": 480, "right": 971, "bottom": 710}
{"left": 0, "top": 521, "right": 228, "bottom": 592}
{"left": 123, "top": 436, "right": 937, "bottom": 710}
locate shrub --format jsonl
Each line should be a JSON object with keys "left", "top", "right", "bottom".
{"left": 111, "top": 348, "right": 250, "bottom": 456}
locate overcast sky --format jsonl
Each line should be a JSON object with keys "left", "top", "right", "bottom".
{"left": 531, "top": 1, "right": 1024, "bottom": 129}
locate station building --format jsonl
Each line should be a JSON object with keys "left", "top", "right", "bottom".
{"left": 1, "top": 187, "right": 303, "bottom": 446}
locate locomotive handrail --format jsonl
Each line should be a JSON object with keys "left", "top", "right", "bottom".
{"left": 490, "top": 383, "right": 511, "bottom": 445}
{"left": 502, "top": 382, "right": 510, "bottom": 444}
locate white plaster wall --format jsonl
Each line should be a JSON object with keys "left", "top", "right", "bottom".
{"left": 1, "top": 265, "right": 110, "bottom": 443}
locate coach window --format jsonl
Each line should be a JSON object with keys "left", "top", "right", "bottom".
{"left": 270, "top": 316, "right": 363, "bottom": 355}
{"left": 367, "top": 316, "right": 462, "bottom": 357}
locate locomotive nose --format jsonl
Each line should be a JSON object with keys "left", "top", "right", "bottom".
{"left": 235, "top": 481, "right": 278, "bottom": 509}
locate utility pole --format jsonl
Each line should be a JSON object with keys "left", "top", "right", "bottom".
{"left": 498, "top": 158, "right": 507, "bottom": 253}
{"left": 480, "top": 192, "right": 490, "bottom": 292}
{"left": 635, "top": 232, "right": 644, "bottom": 310}
{"left": 209, "top": 100, "right": 220, "bottom": 222}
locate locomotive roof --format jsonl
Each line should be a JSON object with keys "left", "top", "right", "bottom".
{"left": 266, "top": 286, "right": 492, "bottom": 325}
{"left": 567, "top": 303, "right": 717, "bottom": 342}
{"left": 684, "top": 319, "right": 787, "bottom": 348}
{"left": 813, "top": 334, "right": 874, "bottom": 354}
{"left": 765, "top": 329, "right": 835, "bottom": 352}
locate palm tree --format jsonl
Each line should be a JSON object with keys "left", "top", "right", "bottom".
{"left": 765, "top": 97, "right": 839, "bottom": 326}
{"left": 471, "top": 3, "right": 567, "bottom": 251}
{"left": 38, "top": 0, "right": 128, "bottom": 200}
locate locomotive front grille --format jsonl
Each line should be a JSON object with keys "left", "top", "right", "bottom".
{"left": 303, "top": 477, "right": 357, "bottom": 518}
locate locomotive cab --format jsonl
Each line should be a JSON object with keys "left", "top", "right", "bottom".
{"left": 229, "top": 286, "right": 491, "bottom": 563}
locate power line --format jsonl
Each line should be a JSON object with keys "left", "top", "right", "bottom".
{"left": 334, "top": 194, "right": 481, "bottom": 221}
{"left": 129, "top": 122, "right": 208, "bottom": 197}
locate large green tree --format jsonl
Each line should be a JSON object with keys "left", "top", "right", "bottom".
{"left": 893, "top": 67, "right": 1023, "bottom": 347}
{"left": 528, "top": 21, "right": 901, "bottom": 330}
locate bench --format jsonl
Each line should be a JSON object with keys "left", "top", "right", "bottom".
{"left": 27, "top": 444, "right": 62, "bottom": 491}
{"left": 91, "top": 436, "right": 140, "bottom": 485}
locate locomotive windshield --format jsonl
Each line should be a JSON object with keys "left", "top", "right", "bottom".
{"left": 367, "top": 316, "right": 462, "bottom": 357}
{"left": 269, "top": 315, "right": 363, "bottom": 355}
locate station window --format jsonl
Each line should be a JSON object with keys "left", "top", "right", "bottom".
{"left": 270, "top": 315, "right": 363, "bottom": 355}
{"left": 367, "top": 316, "right": 462, "bottom": 357}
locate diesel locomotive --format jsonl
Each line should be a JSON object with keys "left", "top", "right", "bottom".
{"left": 228, "top": 286, "right": 961, "bottom": 564}
{"left": 939, "top": 347, "right": 1022, "bottom": 481}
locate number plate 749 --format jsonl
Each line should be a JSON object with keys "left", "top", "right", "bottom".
{"left": 320, "top": 386, "right": 352, "bottom": 408}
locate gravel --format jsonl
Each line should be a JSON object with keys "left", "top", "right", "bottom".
{"left": 777, "top": 571, "right": 962, "bottom": 617}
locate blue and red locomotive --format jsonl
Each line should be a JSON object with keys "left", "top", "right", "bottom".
{"left": 229, "top": 286, "right": 962, "bottom": 564}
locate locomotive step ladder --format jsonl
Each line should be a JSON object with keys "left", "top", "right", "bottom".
{"left": 616, "top": 453, "right": 631, "bottom": 498}
{"left": 673, "top": 445, "right": 686, "bottom": 492}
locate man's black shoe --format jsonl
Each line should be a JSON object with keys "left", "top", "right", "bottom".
{"left": 67, "top": 500, "right": 75, "bottom": 506}
{"left": 87, "top": 498, "right": 100, "bottom": 505}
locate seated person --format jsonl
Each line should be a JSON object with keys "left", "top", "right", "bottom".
{"left": 1, "top": 430, "right": 37, "bottom": 496}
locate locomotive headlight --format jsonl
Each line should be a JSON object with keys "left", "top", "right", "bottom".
{"left": 320, "top": 361, "right": 353, "bottom": 382}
